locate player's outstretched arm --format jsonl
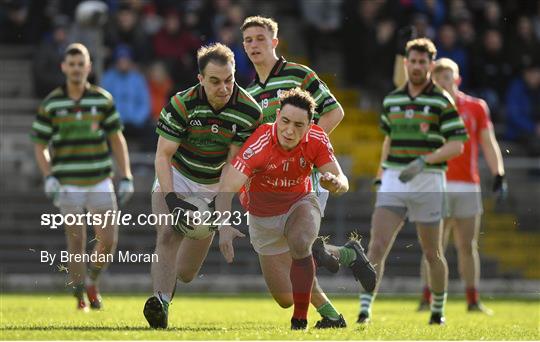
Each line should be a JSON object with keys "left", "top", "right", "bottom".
{"left": 215, "top": 166, "right": 248, "bottom": 263}
{"left": 318, "top": 161, "right": 349, "bottom": 195}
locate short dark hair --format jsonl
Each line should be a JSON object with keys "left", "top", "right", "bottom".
{"left": 197, "top": 43, "right": 235, "bottom": 74}
{"left": 279, "top": 87, "right": 316, "bottom": 121}
{"left": 63, "top": 43, "right": 90, "bottom": 62}
{"left": 405, "top": 38, "right": 437, "bottom": 60}
{"left": 241, "top": 16, "right": 278, "bottom": 38}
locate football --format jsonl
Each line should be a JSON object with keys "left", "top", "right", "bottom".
{"left": 172, "top": 196, "right": 217, "bottom": 240}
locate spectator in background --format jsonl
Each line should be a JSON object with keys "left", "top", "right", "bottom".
{"left": 102, "top": 45, "right": 152, "bottom": 151}
{"left": 300, "top": 0, "right": 343, "bottom": 67}
{"left": 105, "top": 3, "right": 151, "bottom": 66}
{"left": 147, "top": 60, "right": 173, "bottom": 122}
{"left": 32, "top": 15, "right": 69, "bottom": 97}
{"left": 505, "top": 59, "right": 540, "bottom": 156}
{"left": 413, "top": 0, "right": 446, "bottom": 29}
{"left": 436, "top": 23, "right": 469, "bottom": 87}
{"left": 411, "top": 13, "right": 436, "bottom": 40}
{"left": 470, "top": 29, "right": 513, "bottom": 122}
{"left": 454, "top": 12, "right": 476, "bottom": 52}
{"left": 510, "top": 16, "right": 540, "bottom": 69}
{"left": 341, "top": 0, "right": 382, "bottom": 88}
{"left": 214, "top": 20, "right": 252, "bottom": 86}
{"left": 481, "top": 0, "right": 504, "bottom": 30}
{"left": 0, "top": 1, "right": 32, "bottom": 44}
{"left": 152, "top": 10, "right": 201, "bottom": 88}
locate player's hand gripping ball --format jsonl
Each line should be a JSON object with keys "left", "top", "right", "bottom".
{"left": 165, "top": 193, "right": 216, "bottom": 240}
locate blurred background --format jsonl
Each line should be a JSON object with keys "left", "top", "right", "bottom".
{"left": 0, "top": 0, "right": 539, "bottom": 294}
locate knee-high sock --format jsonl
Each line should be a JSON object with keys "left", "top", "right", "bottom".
{"left": 290, "top": 255, "right": 315, "bottom": 320}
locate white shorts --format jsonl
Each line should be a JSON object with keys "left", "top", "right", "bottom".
{"left": 248, "top": 194, "right": 321, "bottom": 255}
{"left": 375, "top": 169, "right": 446, "bottom": 223}
{"left": 446, "top": 181, "right": 483, "bottom": 218}
{"left": 152, "top": 167, "right": 219, "bottom": 202}
{"left": 55, "top": 178, "right": 117, "bottom": 214}
{"left": 311, "top": 170, "right": 329, "bottom": 217}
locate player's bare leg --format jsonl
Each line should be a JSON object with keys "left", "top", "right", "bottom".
{"left": 419, "top": 218, "right": 454, "bottom": 310}
{"left": 453, "top": 215, "right": 492, "bottom": 314}
{"left": 175, "top": 233, "right": 214, "bottom": 283}
{"left": 416, "top": 221, "right": 448, "bottom": 324}
{"left": 64, "top": 222, "right": 88, "bottom": 310}
{"left": 145, "top": 190, "right": 182, "bottom": 329}
{"left": 357, "top": 207, "right": 404, "bottom": 323}
{"left": 86, "top": 209, "right": 119, "bottom": 309}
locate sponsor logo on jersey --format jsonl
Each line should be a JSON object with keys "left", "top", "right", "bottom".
{"left": 390, "top": 106, "right": 400, "bottom": 112}
{"left": 56, "top": 109, "right": 68, "bottom": 116}
{"left": 262, "top": 175, "right": 306, "bottom": 188}
{"left": 243, "top": 148, "right": 254, "bottom": 160}
{"left": 163, "top": 112, "right": 172, "bottom": 123}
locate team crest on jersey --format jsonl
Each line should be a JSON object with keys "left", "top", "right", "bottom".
{"left": 405, "top": 108, "right": 415, "bottom": 119}
{"left": 420, "top": 122, "right": 430, "bottom": 133}
{"left": 91, "top": 121, "right": 99, "bottom": 132}
{"left": 190, "top": 119, "right": 203, "bottom": 126}
{"left": 243, "top": 147, "right": 254, "bottom": 160}
{"left": 299, "top": 156, "right": 306, "bottom": 168}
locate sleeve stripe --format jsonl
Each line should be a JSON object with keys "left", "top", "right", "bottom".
{"left": 172, "top": 95, "right": 188, "bottom": 119}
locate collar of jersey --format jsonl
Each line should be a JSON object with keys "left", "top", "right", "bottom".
{"left": 255, "top": 56, "right": 287, "bottom": 88}
{"left": 197, "top": 83, "right": 239, "bottom": 115}
{"left": 62, "top": 82, "right": 91, "bottom": 103}
{"left": 405, "top": 79, "right": 434, "bottom": 100}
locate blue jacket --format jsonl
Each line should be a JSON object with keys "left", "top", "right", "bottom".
{"left": 505, "top": 77, "right": 538, "bottom": 140}
{"left": 102, "top": 69, "right": 150, "bottom": 127}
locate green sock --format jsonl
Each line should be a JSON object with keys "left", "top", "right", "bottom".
{"left": 430, "top": 291, "right": 447, "bottom": 315}
{"left": 317, "top": 301, "right": 340, "bottom": 320}
{"left": 73, "top": 283, "right": 85, "bottom": 300}
{"left": 338, "top": 246, "right": 356, "bottom": 266}
{"left": 359, "top": 292, "right": 374, "bottom": 315}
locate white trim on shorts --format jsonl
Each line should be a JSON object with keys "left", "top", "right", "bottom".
{"left": 445, "top": 181, "right": 483, "bottom": 218}
{"left": 375, "top": 169, "right": 446, "bottom": 224}
{"left": 55, "top": 177, "right": 117, "bottom": 214}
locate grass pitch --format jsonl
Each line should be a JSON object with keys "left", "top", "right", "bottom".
{"left": 1, "top": 294, "right": 538, "bottom": 340}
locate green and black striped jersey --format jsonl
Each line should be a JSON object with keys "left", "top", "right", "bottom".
{"left": 30, "top": 83, "right": 123, "bottom": 186}
{"left": 380, "top": 81, "right": 468, "bottom": 171}
{"left": 156, "top": 83, "right": 262, "bottom": 184}
{"left": 246, "top": 56, "right": 339, "bottom": 124}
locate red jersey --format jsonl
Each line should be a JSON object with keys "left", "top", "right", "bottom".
{"left": 446, "top": 91, "right": 491, "bottom": 184}
{"left": 232, "top": 123, "right": 336, "bottom": 216}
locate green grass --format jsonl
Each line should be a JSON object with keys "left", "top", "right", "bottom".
{"left": 1, "top": 294, "right": 538, "bottom": 340}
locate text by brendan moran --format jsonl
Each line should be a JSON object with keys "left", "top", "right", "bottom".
{"left": 40, "top": 250, "right": 158, "bottom": 265}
